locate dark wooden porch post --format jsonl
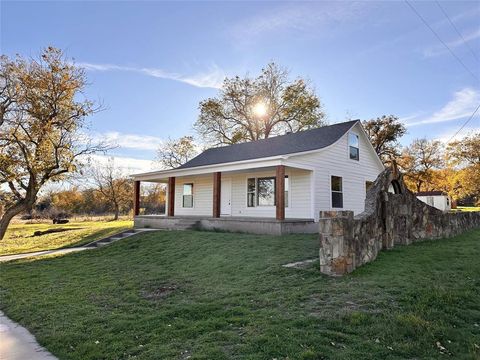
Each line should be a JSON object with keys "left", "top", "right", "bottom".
{"left": 133, "top": 180, "right": 140, "bottom": 216}
{"left": 276, "top": 165, "right": 285, "bottom": 220}
{"left": 213, "top": 172, "right": 221, "bottom": 218}
{"left": 168, "top": 177, "right": 175, "bottom": 217}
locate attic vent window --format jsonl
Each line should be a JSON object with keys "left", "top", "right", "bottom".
{"left": 349, "top": 133, "right": 359, "bottom": 161}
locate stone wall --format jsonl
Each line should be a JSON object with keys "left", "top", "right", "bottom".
{"left": 319, "top": 167, "right": 480, "bottom": 276}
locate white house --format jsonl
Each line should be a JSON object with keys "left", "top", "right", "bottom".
{"left": 131, "top": 120, "right": 385, "bottom": 234}
{"left": 416, "top": 191, "right": 452, "bottom": 212}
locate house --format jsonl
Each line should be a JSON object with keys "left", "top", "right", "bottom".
{"left": 416, "top": 191, "right": 451, "bottom": 212}
{"left": 131, "top": 120, "right": 385, "bottom": 234}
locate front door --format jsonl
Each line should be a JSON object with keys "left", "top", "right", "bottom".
{"left": 220, "top": 178, "right": 232, "bottom": 216}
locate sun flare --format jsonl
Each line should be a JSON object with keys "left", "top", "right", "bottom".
{"left": 253, "top": 102, "right": 268, "bottom": 117}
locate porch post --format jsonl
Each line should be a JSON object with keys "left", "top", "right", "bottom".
{"left": 276, "top": 165, "right": 285, "bottom": 220}
{"left": 213, "top": 172, "right": 221, "bottom": 218}
{"left": 168, "top": 177, "right": 175, "bottom": 217}
{"left": 133, "top": 180, "right": 140, "bottom": 216}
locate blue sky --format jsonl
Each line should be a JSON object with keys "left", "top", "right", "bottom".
{"left": 2, "top": 0, "right": 479, "bottom": 173}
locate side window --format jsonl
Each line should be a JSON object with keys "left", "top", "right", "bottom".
{"left": 349, "top": 133, "right": 359, "bottom": 161}
{"left": 182, "top": 183, "right": 193, "bottom": 208}
{"left": 331, "top": 176, "right": 343, "bottom": 208}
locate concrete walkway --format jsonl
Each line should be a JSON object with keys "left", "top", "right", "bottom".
{"left": 0, "top": 247, "right": 90, "bottom": 263}
{"left": 0, "top": 311, "right": 57, "bottom": 359}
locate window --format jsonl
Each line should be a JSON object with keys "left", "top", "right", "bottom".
{"left": 331, "top": 176, "right": 343, "bottom": 208}
{"left": 349, "top": 133, "right": 359, "bottom": 160}
{"left": 246, "top": 176, "right": 289, "bottom": 207}
{"left": 257, "top": 177, "right": 275, "bottom": 206}
{"left": 182, "top": 183, "right": 193, "bottom": 208}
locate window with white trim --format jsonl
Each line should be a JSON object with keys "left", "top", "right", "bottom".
{"left": 246, "top": 176, "right": 289, "bottom": 207}
{"left": 257, "top": 177, "right": 275, "bottom": 206}
{"left": 182, "top": 183, "right": 193, "bottom": 208}
{"left": 349, "top": 133, "right": 359, "bottom": 160}
{"left": 331, "top": 176, "right": 343, "bottom": 208}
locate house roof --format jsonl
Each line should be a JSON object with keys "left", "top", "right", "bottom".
{"left": 178, "top": 120, "right": 359, "bottom": 169}
{"left": 416, "top": 191, "right": 447, "bottom": 196}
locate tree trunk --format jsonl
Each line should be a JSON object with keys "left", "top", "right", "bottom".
{"left": 113, "top": 204, "right": 119, "bottom": 221}
{"left": 0, "top": 203, "right": 28, "bottom": 241}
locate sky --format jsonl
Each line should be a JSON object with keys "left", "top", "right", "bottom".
{"left": 2, "top": 0, "right": 479, "bottom": 175}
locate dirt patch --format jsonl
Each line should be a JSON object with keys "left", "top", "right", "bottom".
{"left": 306, "top": 282, "right": 399, "bottom": 318}
{"left": 140, "top": 284, "right": 178, "bottom": 301}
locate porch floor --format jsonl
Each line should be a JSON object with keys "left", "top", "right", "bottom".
{"left": 134, "top": 215, "right": 317, "bottom": 235}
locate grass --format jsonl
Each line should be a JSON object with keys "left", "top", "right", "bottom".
{"left": 0, "top": 220, "right": 132, "bottom": 256}
{"left": 456, "top": 206, "right": 480, "bottom": 212}
{"left": 0, "top": 229, "right": 479, "bottom": 359}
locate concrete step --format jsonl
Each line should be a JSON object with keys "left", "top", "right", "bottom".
{"left": 85, "top": 228, "right": 149, "bottom": 248}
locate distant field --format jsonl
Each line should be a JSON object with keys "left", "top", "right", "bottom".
{"left": 455, "top": 206, "right": 480, "bottom": 212}
{"left": 0, "top": 220, "right": 133, "bottom": 256}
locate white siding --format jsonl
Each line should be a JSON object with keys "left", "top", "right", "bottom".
{"left": 416, "top": 195, "right": 451, "bottom": 212}
{"left": 171, "top": 168, "right": 312, "bottom": 219}
{"left": 289, "top": 122, "right": 384, "bottom": 219}
{"left": 229, "top": 168, "right": 312, "bottom": 219}
{"left": 174, "top": 175, "right": 213, "bottom": 216}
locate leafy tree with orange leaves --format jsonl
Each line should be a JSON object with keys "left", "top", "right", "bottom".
{"left": 0, "top": 47, "right": 107, "bottom": 240}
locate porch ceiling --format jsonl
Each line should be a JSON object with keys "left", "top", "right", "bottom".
{"left": 132, "top": 157, "right": 312, "bottom": 182}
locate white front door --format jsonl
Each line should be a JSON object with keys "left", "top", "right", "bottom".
{"left": 220, "top": 178, "right": 232, "bottom": 216}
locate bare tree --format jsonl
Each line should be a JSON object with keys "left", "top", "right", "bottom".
{"left": 0, "top": 47, "right": 108, "bottom": 240}
{"left": 90, "top": 159, "right": 133, "bottom": 220}
{"left": 156, "top": 136, "right": 198, "bottom": 169}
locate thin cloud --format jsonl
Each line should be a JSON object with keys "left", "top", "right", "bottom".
{"left": 77, "top": 62, "right": 225, "bottom": 89}
{"left": 229, "top": 2, "right": 369, "bottom": 45}
{"left": 423, "top": 27, "right": 480, "bottom": 57}
{"left": 405, "top": 88, "right": 480, "bottom": 127}
{"left": 87, "top": 154, "right": 157, "bottom": 173}
{"left": 435, "top": 125, "right": 479, "bottom": 143}
{"left": 92, "top": 131, "right": 164, "bottom": 151}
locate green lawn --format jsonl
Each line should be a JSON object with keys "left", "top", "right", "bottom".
{"left": 456, "top": 206, "right": 480, "bottom": 212}
{"left": 0, "top": 220, "right": 133, "bottom": 255}
{"left": 0, "top": 229, "right": 479, "bottom": 359}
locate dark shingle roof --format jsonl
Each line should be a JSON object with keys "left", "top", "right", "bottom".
{"left": 178, "top": 120, "right": 359, "bottom": 169}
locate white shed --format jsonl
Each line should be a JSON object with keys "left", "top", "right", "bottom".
{"left": 416, "top": 191, "right": 451, "bottom": 212}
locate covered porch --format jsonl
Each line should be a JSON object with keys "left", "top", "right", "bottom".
{"left": 132, "top": 158, "right": 316, "bottom": 234}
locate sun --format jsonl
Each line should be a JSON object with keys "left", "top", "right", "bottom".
{"left": 253, "top": 102, "right": 268, "bottom": 117}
